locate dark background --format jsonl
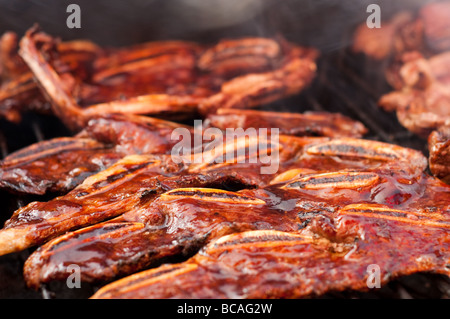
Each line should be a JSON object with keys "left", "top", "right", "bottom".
{"left": 0, "top": 0, "right": 429, "bottom": 50}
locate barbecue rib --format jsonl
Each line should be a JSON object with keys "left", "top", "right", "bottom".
{"left": 0, "top": 31, "right": 45, "bottom": 122}
{"left": 16, "top": 138, "right": 430, "bottom": 288}
{"left": 0, "top": 107, "right": 368, "bottom": 196}
{"left": 378, "top": 51, "right": 450, "bottom": 137}
{"left": 204, "top": 109, "right": 368, "bottom": 138}
{"left": 26, "top": 165, "right": 450, "bottom": 290}
{"left": 0, "top": 113, "right": 190, "bottom": 195}
{"left": 91, "top": 200, "right": 450, "bottom": 299}
{"left": 352, "top": 2, "right": 450, "bottom": 61}
{"left": 352, "top": 2, "right": 450, "bottom": 138}
{"left": 0, "top": 31, "right": 103, "bottom": 122}
{"left": 429, "top": 123, "right": 450, "bottom": 184}
{"left": 17, "top": 26, "right": 318, "bottom": 131}
{"left": 0, "top": 133, "right": 322, "bottom": 257}
{"left": 352, "top": 12, "right": 415, "bottom": 61}
{"left": 0, "top": 32, "right": 28, "bottom": 81}
{"left": 0, "top": 136, "right": 425, "bottom": 259}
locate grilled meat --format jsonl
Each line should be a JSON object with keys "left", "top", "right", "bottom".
{"left": 26, "top": 165, "right": 449, "bottom": 289}
{"left": 352, "top": 2, "right": 450, "bottom": 61}
{"left": 0, "top": 32, "right": 29, "bottom": 81}
{"left": 420, "top": 1, "right": 450, "bottom": 53}
{"left": 1, "top": 154, "right": 263, "bottom": 258}
{"left": 204, "top": 109, "right": 368, "bottom": 138}
{"left": 352, "top": 2, "right": 450, "bottom": 138}
{"left": 18, "top": 26, "right": 318, "bottom": 131}
{"left": 14, "top": 138, "right": 429, "bottom": 287}
{"left": 197, "top": 43, "right": 318, "bottom": 116}
{"left": 429, "top": 123, "right": 450, "bottom": 184}
{"left": 92, "top": 198, "right": 450, "bottom": 299}
{"left": 352, "top": 12, "right": 414, "bottom": 61}
{"left": 0, "top": 133, "right": 324, "bottom": 257}
{"left": 0, "top": 107, "right": 369, "bottom": 196}
{"left": 0, "top": 31, "right": 43, "bottom": 123}
{"left": 0, "top": 113, "right": 189, "bottom": 195}
{"left": 0, "top": 7, "right": 446, "bottom": 298}
{"left": 0, "top": 137, "right": 121, "bottom": 195}
{"left": 379, "top": 51, "right": 450, "bottom": 137}
{"left": 0, "top": 31, "right": 103, "bottom": 122}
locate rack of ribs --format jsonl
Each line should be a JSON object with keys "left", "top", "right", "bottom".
{"left": 352, "top": 2, "right": 450, "bottom": 61}
{"left": 351, "top": 2, "right": 450, "bottom": 184}
{"left": 25, "top": 163, "right": 450, "bottom": 290}
{"left": 352, "top": 2, "right": 450, "bottom": 138}
{"left": 91, "top": 201, "right": 450, "bottom": 299}
{"left": 0, "top": 108, "right": 367, "bottom": 195}
{"left": 0, "top": 113, "right": 192, "bottom": 195}
{"left": 378, "top": 51, "right": 450, "bottom": 138}
{"left": 13, "top": 26, "right": 318, "bottom": 131}
{"left": 1, "top": 137, "right": 431, "bottom": 288}
{"left": 0, "top": 31, "right": 103, "bottom": 122}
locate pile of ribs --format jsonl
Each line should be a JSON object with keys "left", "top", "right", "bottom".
{"left": 0, "top": 21, "right": 448, "bottom": 299}
{"left": 352, "top": 1, "right": 450, "bottom": 185}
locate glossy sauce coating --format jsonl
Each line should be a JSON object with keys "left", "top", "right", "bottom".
{"left": 0, "top": 113, "right": 188, "bottom": 195}
{"left": 89, "top": 169, "right": 450, "bottom": 298}
{"left": 18, "top": 27, "right": 318, "bottom": 131}
{"left": 204, "top": 109, "right": 368, "bottom": 138}
{"left": 22, "top": 145, "right": 447, "bottom": 288}
{"left": 92, "top": 205, "right": 450, "bottom": 299}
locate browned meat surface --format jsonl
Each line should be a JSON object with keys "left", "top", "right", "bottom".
{"left": 197, "top": 43, "right": 318, "bottom": 116}
{"left": 0, "top": 134, "right": 324, "bottom": 257}
{"left": 0, "top": 110, "right": 321, "bottom": 196}
{"left": 352, "top": 2, "right": 450, "bottom": 61}
{"left": 420, "top": 1, "right": 450, "bottom": 53}
{"left": 0, "top": 31, "right": 103, "bottom": 122}
{"left": 204, "top": 109, "right": 368, "bottom": 138}
{"left": 17, "top": 26, "right": 318, "bottom": 131}
{"left": 379, "top": 52, "right": 450, "bottom": 137}
{"left": 12, "top": 137, "right": 429, "bottom": 288}
{"left": 0, "top": 113, "right": 190, "bottom": 195}
{"left": 0, "top": 71, "right": 50, "bottom": 122}
{"left": 26, "top": 164, "right": 450, "bottom": 290}
{"left": 0, "top": 10, "right": 446, "bottom": 298}
{"left": 0, "top": 154, "right": 192, "bottom": 257}
{"left": 0, "top": 32, "right": 29, "bottom": 81}
{"left": 352, "top": 2, "right": 450, "bottom": 138}
{"left": 429, "top": 123, "right": 450, "bottom": 184}
{"left": 0, "top": 107, "right": 368, "bottom": 196}
{"left": 0, "top": 137, "right": 121, "bottom": 195}
{"left": 352, "top": 12, "right": 415, "bottom": 61}
{"left": 92, "top": 198, "right": 450, "bottom": 299}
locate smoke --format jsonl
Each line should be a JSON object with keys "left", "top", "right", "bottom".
{"left": 177, "top": 0, "right": 270, "bottom": 29}
{"left": 0, "top": 0, "right": 437, "bottom": 49}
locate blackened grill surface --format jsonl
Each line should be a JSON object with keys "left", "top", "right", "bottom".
{"left": 0, "top": 0, "right": 448, "bottom": 299}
